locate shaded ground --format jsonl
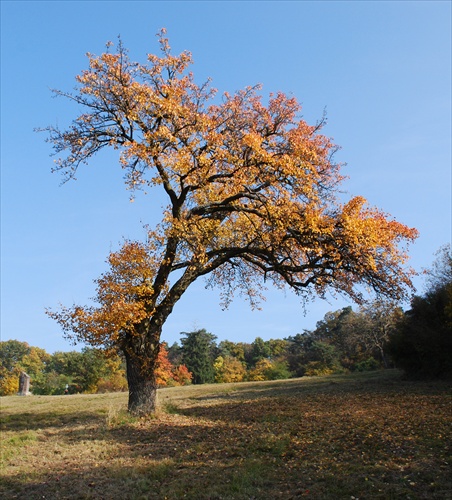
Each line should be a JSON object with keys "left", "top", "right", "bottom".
{"left": 1, "top": 371, "right": 451, "bottom": 499}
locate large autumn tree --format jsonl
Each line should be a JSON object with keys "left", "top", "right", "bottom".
{"left": 44, "top": 31, "right": 417, "bottom": 415}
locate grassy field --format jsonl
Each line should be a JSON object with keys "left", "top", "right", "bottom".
{"left": 1, "top": 370, "right": 450, "bottom": 499}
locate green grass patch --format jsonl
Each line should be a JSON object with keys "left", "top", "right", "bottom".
{"left": 1, "top": 430, "right": 38, "bottom": 465}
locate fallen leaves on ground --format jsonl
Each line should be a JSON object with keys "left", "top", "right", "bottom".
{"left": 1, "top": 371, "right": 450, "bottom": 499}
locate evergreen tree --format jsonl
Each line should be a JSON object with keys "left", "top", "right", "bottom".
{"left": 180, "top": 329, "right": 217, "bottom": 384}
{"left": 247, "top": 337, "right": 272, "bottom": 368}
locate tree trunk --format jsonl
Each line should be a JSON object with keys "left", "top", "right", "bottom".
{"left": 124, "top": 347, "right": 158, "bottom": 416}
{"left": 123, "top": 268, "right": 199, "bottom": 415}
{"left": 379, "top": 345, "right": 389, "bottom": 369}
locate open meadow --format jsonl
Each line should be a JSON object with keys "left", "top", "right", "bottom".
{"left": 1, "top": 370, "right": 451, "bottom": 499}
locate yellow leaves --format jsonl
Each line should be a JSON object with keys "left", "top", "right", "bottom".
{"left": 247, "top": 359, "right": 274, "bottom": 381}
{"left": 99, "top": 242, "right": 156, "bottom": 307}
{"left": 339, "top": 197, "right": 418, "bottom": 254}
{"left": 0, "top": 367, "right": 20, "bottom": 396}
{"left": 342, "top": 196, "right": 367, "bottom": 215}
{"left": 214, "top": 355, "right": 247, "bottom": 383}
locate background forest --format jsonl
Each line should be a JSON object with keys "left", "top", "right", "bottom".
{"left": 1, "top": 244, "right": 450, "bottom": 396}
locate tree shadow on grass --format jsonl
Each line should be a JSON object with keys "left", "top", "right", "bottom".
{"left": 2, "top": 398, "right": 449, "bottom": 500}
{"left": 173, "top": 370, "right": 448, "bottom": 409}
{"left": 2, "top": 375, "right": 451, "bottom": 499}
{"left": 0, "top": 390, "right": 363, "bottom": 498}
{"left": 0, "top": 409, "right": 104, "bottom": 433}
{"left": 1, "top": 412, "right": 286, "bottom": 500}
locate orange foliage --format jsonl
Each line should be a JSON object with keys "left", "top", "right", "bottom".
{"left": 155, "top": 344, "right": 174, "bottom": 386}
{"left": 171, "top": 364, "right": 193, "bottom": 386}
{"left": 155, "top": 344, "right": 192, "bottom": 387}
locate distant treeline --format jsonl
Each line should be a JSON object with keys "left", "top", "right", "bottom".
{"left": 1, "top": 246, "right": 450, "bottom": 396}
{"left": 0, "top": 342, "right": 193, "bottom": 396}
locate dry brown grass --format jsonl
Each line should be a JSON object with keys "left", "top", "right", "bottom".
{"left": 1, "top": 370, "right": 450, "bottom": 499}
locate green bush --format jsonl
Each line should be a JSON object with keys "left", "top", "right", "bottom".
{"left": 263, "top": 360, "right": 292, "bottom": 380}
{"left": 355, "top": 357, "right": 380, "bottom": 372}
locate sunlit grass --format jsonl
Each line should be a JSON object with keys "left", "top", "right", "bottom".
{"left": 1, "top": 370, "right": 450, "bottom": 499}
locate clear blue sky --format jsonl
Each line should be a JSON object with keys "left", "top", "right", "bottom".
{"left": 1, "top": 1, "right": 451, "bottom": 353}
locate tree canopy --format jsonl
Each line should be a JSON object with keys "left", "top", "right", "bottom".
{"left": 43, "top": 31, "right": 418, "bottom": 414}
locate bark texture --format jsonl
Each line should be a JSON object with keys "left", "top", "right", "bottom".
{"left": 124, "top": 347, "right": 158, "bottom": 415}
